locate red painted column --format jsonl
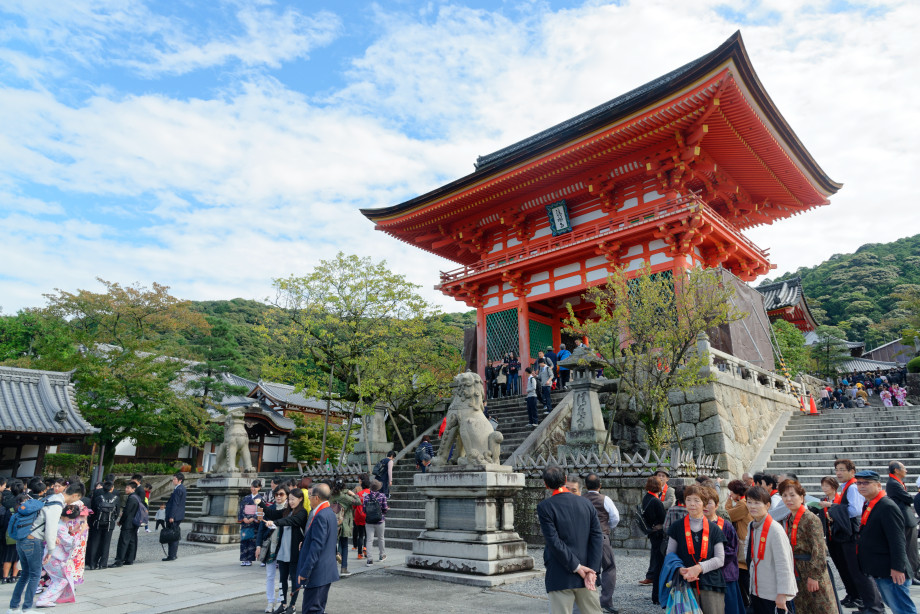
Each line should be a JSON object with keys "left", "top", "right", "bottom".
{"left": 476, "top": 305, "right": 487, "bottom": 385}
{"left": 517, "top": 295, "right": 531, "bottom": 371}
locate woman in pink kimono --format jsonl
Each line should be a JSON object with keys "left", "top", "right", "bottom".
{"left": 880, "top": 386, "right": 893, "bottom": 407}
{"left": 36, "top": 503, "right": 89, "bottom": 606}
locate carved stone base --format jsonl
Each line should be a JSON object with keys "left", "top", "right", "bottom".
{"left": 186, "top": 472, "right": 258, "bottom": 545}
{"left": 407, "top": 470, "right": 534, "bottom": 578}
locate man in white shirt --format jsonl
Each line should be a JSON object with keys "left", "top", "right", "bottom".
{"left": 583, "top": 473, "right": 619, "bottom": 614}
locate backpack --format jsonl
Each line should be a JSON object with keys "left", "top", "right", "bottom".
{"left": 330, "top": 502, "right": 345, "bottom": 526}
{"left": 363, "top": 494, "right": 383, "bottom": 524}
{"left": 133, "top": 494, "right": 149, "bottom": 527}
{"left": 7, "top": 497, "right": 63, "bottom": 542}
{"left": 95, "top": 494, "right": 118, "bottom": 528}
{"left": 372, "top": 457, "right": 389, "bottom": 481}
{"left": 633, "top": 501, "right": 653, "bottom": 536}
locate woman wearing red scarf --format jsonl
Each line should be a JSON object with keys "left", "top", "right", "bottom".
{"left": 779, "top": 480, "right": 837, "bottom": 614}
{"left": 666, "top": 484, "right": 726, "bottom": 614}
{"left": 743, "top": 486, "right": 797, "bottom": 614}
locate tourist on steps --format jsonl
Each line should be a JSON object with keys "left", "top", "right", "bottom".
{"left": 538, "top": 358, "right": 554, "bottom": 414}
{"left": 525, "top": 367, "right": 539, "bottom": 427}
{"left": 778, "top": 479, "right": 838, "bottom": 614}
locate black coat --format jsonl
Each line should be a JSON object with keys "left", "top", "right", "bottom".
{"left": 642, "top": 493, "right": 666, "bottom": 530}
{"left": 885, "top": 477, "right": 918, "bottom": 528}
{"left": 119, "top": 491, "right": 141, "bottom": 529}
{"left": 537, "top": 491, "right": 603, "bottom": 592}
{"left": 857, "top": 495, "right": 908, "bottom": 578}
{"left": 166, "top": 483, "right": 187, "bottom": 523}
{"left": 274, "top": 507, "right": 310, "bottom": 566}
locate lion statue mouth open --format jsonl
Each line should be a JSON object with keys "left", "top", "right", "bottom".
{"left": 432, "top": 371, "right": 504, "bottom": 468}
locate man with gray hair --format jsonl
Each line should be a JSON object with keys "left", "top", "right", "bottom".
{"left": 887, "top": 461, "right": 920, "bottom": 581}
{"left": 297, "top": 482, "right": 339, "bottom": 613}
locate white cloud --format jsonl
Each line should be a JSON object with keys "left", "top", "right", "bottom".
{"left": 0, "top": 0, "right": 917, "bottom": 319}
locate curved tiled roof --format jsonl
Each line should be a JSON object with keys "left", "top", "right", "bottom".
{"left": 0, "top": 366, "right": 97, "bottom": 435}
{"left": 838, "top": 357, "right": 899, "bottom": 373}
{"left": 757, "top": 277, "right": 804, "bottom": 311}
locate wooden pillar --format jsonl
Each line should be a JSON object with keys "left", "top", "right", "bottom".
{"left": 476, "top": 306, "right": 487, "bottom": 385}
{"left": 517, "top": 296, "right": 530, "bottom": 369}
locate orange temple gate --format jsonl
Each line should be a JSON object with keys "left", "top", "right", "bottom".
{"left": 362, "top": 32, "right": 840, "bottom": 382}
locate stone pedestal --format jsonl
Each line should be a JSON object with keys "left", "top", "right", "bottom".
{"left": 186, "top": 472, "right": 257, "bottom": 545}
{"left": 347, "top": 406, "right": 392, "bottom": 465}
{"left": 400, "top": 466, "right": 537, "bottom": 585}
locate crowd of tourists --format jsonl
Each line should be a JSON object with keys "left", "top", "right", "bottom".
{"left": 632, "top": 460, "right": 919, "bottom": 614}
{"left": 237, "top": 452, "right": 395, "bottom": 614}
{"left": 485, "top": 340, "right": 585, "bottom": 400}
{"left": 1, "top": 471, "right": 185, "bottom": 613}
{"left": 822, "top": 370, "right": 911, "bottom": 408}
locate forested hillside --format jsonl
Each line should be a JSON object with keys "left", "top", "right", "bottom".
{"left": 763, "top": 233, "right": 920, "bottom": 349}
{"left": 187, "top": 298, "right": 476, "bottom": 379}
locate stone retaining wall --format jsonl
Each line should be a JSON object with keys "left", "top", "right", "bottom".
{"left": 669, "top": 371, "right": 800, "bottom": 478}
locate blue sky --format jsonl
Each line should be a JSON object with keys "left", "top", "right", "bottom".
{"left": 1, "top": 0, "right": 917, "bottom": 314}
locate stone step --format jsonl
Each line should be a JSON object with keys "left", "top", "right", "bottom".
{"left": 386, "top": 514, "right": 426, "bottom": 527}
{"left": 772, "top": 443, "right": 920, "bottom": 454}
{"left": 783, "top": 419, "right": 920, "bottom": 430}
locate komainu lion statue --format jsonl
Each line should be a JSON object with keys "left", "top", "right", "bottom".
{"left": 213, "top": 410, "right": 255, "bottom": 472}
{"left": 433, "top": 371, "right": 504, "bottom": 467}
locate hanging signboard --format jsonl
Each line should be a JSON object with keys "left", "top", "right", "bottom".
{"left": 546, "top": 200, "right": 572, "bottom": 236}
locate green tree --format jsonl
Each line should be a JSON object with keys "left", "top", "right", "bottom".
{"left": 184, "top": 317, "right": 249, "bottom": 410}
{"left": 287, "top": 414, "right": 355, "bottom": 464}
{"left": 268, "top": 253, "right": 445, "bottom": 467}
{"left": 0, "top": 309, "right": 78, "bottom": 367}
{"left": 36, "top": 279, "right": 213, "bottom": 473}
{"left": 810, "top": 325, "right": 851, "bottom": 379}
{"left": 770, "top": 320, "right": 809, "bottom": 377}
{"left": 565, "top": 264, "right": 745, "bottom": 450}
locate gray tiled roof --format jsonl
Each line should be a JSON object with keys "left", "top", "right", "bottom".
{"left": 804, "top": 330, "right": 864, "bottom": 350}
{"left": 0, "top": 366, "right": 97, "bottom": 435}
{"left": 255, "top": 380, "right": 349, "bottom": 414}
{"left": 838, "top": 357, "right": 899, "bottom": 373}
{"left": 756, "top": 277, "right": 804, "bottom": 311}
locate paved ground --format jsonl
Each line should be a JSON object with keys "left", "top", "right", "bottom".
{"left": 4, "top": 535, "right": 920, "bottom": 614}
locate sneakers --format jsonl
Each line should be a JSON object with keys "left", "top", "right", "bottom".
{"left": 362, "top": 547, "right": 367, "bottom": 558}
{"left": 379, "top": 554, "right": 387, "bottom": 562}
{"left": 340, "top": 568, "right": 351, "bottom": 577}
{"left": 7, "top": 608, "right": 23, "bottom": 614}
{"left": 357, "top": 553, "right": 363, "bottom": 560}
{"left": 366, "top": 558, "right": 373, "bottom": 566}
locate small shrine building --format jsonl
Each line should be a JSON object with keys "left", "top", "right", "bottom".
{"left": 362, "top": 32, "right": 839, "bottom": 379}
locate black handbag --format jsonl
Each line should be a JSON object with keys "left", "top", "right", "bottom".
{"left": 160, "top": 524, "right": 181, "bottom": 544}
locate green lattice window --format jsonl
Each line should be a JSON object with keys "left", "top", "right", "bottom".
{"left": 529, "top": 319, "right": 553, "bottom": 361}
{"left": 486, "top": 308, "right": 519, "bottom": 361}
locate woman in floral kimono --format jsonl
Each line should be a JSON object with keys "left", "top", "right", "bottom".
{"left": 880, "top": 386, "right": 893, "bottom": 407}
{"left": 35, "top": 502, "right": 89, "bottom": 606}
{"left": 778, "top": 480, "right": 837, "bottom": 614}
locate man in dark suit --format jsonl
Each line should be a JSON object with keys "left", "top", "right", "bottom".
{"left": 537, "top": 464, "right": 603, "bottom": 614}
{"left": 887, "top": 462, "right": 920, "bottom": 581}
{"left": 163, "top": 471, "right": 187, "bottom": 561}
{"left": 112, "top": 481, "right": 141, "bottom": 567}
{"left": 855, "top": 470, "right": 916, "bottom": 614}
{"left": 297, "top": 482, "right": 339, "bottom": 614}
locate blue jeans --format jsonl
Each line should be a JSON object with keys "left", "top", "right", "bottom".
{"left": 875, "top": 577, "right": 916, "bottom": 614}
{"left": 508, "top": 374, "right": 519, "bottom": 395}
{"left": 10, "top": 537, "right": 43, "bottom": 610}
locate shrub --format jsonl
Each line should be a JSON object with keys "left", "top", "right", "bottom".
{"left": 110, "top": 462, "right": 181, "bottom": 475}
{"left": 908, "top": 356, "right": 920, "bottom": 374}
{"left": 43, "top": 453, "right": 92, "bottom": 478}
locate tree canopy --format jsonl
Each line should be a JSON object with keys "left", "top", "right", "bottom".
{"left": 566, "top": 264, "right": 744, "bottom": 450}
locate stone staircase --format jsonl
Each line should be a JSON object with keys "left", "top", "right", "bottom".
{"left": 149, "top": 480, "right": 206, "bottom": 520}
{"left": 762, "top": 405, "right": 920, "bottom": 493}
{"left": 487, "top": 390, "right": 570, "bottom": 463}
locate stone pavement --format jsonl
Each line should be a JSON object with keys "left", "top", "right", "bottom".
{"left": 4, "top": 543, "right": 920, "bottom": 614}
